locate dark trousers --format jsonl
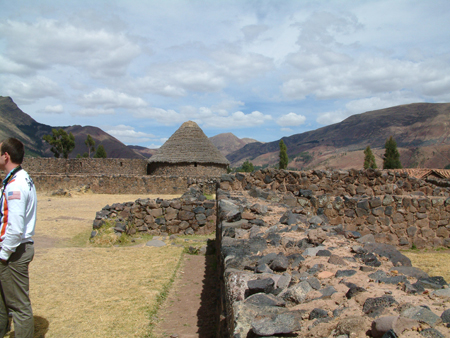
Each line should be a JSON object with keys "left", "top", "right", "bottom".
{"left": 0, "top": 243, "right": 34, "bottom": 338}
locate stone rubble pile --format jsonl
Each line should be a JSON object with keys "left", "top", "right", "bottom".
{"left": 91, "top": 187, "right": 216, "bottom": 237}
{"left": 217, "top": 188, "right": 450, "bottom": 338}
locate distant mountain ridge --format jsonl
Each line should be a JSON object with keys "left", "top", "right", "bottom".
{"left": 209, "top": 132, "right": 259, "bottom": 156}
{"left": 2, "top": 96, "right": 450, "bottom": 170}
{"left": 0, "top": 96, "right": 145, "bottom": 159}
{"left": 226, "top": 102, "right": 450, "bottom": 169}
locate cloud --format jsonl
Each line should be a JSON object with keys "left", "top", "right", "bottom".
{"left": 74, "top": 108, "right": 115, "bottom": 117}
{"left": 105, "top": 124, "right": 157, "bottom": 144}
{"left": 212, "top": 50, "right": 274, "bottom": 82}
{"left": 0, "top": 19, "right": 141, "bottom": 77}
{"left": 0, "top": 76, "right": 61, "bottom": 104}
{"left": 39, "top": 105, "right": 64, "bottom": 114}
{"left": 241, "top": 24, "right": 269, "bottom": 42}
{"left": 133, "top": 107, "right": 187, "bottom": 125}
{"left": 316, "top": 93, "right": 424, "bottom": 125}
{"left": 277, "top": 112, "right": 306, "bottom": 127}
{"left": 201, "top": 110, "right": 273, "bottom": 128}
{"left": 79, "top": 88, "right": 147, "bottom": 109}
{"left": 132, "top": 60, "right": 226, "bottom": 97}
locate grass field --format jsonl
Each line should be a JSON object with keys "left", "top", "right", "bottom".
{"left": 6, "top": 193, "right": 184, "bottom": 338}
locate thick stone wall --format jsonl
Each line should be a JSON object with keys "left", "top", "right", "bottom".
{"left": 148, "top": 162, "right": 227, "bottom": 177}
{"left": 22, "top": 158, "right": 148, "bottom": 175}
{"left": 215, "top": 187, "right": 450, "bottom": 337}
{"left": 31, "top": 174, "right": 218, "bottom": 195}
{"left": 217, "top": 169, "right": 450, "bottom": 248}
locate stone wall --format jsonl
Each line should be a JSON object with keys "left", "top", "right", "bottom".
{"left": 217, "top": 169, "right": 450, "bottom": 248}
{"left": 31, "top": 174, "right": 218, "bottom": 195}
{"left": 215, "top": 187, "right": 450, "bottom": 337}
{"left": 148, "top": 162, "right": 227, "bottom": 177}
{"left": 92, "top": 188, "right": 216, "bottom": 237}
{"left": 22, "top": 158, "right": 148, "bottom": 175}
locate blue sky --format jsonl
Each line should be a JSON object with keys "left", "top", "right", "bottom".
{"left": 1, "top": 0, "right": 450, "bottom": 148}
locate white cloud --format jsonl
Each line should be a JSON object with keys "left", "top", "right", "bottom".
{"left": 241, "top": 24, "right": 269, "bottom": 42}
{"left": 0, "top": 19, "right": 141, "bottom": 77}
{"left": 39, "top": 105, "right": 64, "bottom": 114}
{"left": 1, "top": 76, "right": 61, "bottom": 104}
{"left": 105, "top": 124, "right": 157, "bottom": 144}
{"left": 132, "top": 60, "right": 226, "bottom": 97}
{"left": 74, "top": 108, "right": 115, "bottom": 117}
{"left": 201, "top": 110, "right": 273, "bottom": 128}
{"left": 277, "top": 112, "right": 306, "bottom": 127}
{"left": 133, "top": 107, "right": 187, "bottom": 125}
{"left": 212, "top": 50, "right": 274, "bottom": 82}
{"left": 79, "top": 88, "right": 147, "bottom": 109}
{"left": 316, "top": 93, "right": 425, "bottom": 125}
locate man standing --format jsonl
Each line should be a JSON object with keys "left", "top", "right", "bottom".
{"left": 0, "top": 138, "right": 37, "bottom": 337}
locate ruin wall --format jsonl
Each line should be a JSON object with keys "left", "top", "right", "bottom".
{"left": 31, "top": 174, "right": 218, "bottom": 195}
{"left": 217, "top": 169, "right": 450, "bottom": 249}
{"left": 148, "top": 162, "right": 227, "bottom": 177}
{"left": 92, "top": 192, "right": 216, "bottom": 237}
{"left": 214, "top": 170, "right": 450, "bottom": 337}
{"left": 22, "top": 158, "right": 148, "bottom": 175}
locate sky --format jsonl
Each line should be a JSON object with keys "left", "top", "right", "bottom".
{"left": 1, "top": 0, "right": 450, "bottom": 148}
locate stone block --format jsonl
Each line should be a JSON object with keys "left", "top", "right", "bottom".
{"left": 415, "top": 218, "right": 429, "bottom": 228}
{"left": 436, "top": 227, "right": 449, "bottom": 238}
{"left": 150, "top": 208, "right": 163, "bottom": 218}
{"left": 392, "top": 213, "right": 405, "bottom": 224}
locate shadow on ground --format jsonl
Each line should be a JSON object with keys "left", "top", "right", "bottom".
{"left": 7, "top": 315, "right": 49, "bottom": 338}
{"left": 197, "top": 239, "right": 219, "bottom": 338}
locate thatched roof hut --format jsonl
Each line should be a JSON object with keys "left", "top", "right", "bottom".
{"left": 147, "top": 121, "right": 229, "bottom": 176}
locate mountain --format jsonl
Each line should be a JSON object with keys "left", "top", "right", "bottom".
{"left": 65, "top": 125, "right": 145, "bottom": 159}
{"left": 227, "top": 102, "right": 450, "bottom": 169}
{"left": 0, "top": 96, "right": 145, "bottom": 159}
{"left": 127, "top": 145, "right": 157, "bottom": 158}
{"left": 209, "top": 132, "right": 260, "bottom": 156}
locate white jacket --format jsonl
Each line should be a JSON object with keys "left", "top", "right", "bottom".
{"left": 0, "top": 167, "right": 37, "bottom": 260}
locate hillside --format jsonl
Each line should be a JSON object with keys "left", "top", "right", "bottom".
{"left": 209, "top": 132, "right": 260, "bottom": 156}
{"left": 227, "top": 102, "right": 450, "bottom": 169}
{"left": 0, "top": 96, "right": 145, "bottom": 159}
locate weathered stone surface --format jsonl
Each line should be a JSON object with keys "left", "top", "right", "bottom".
{"left": 251, "top": 310, "right": 303, "bottom": 336}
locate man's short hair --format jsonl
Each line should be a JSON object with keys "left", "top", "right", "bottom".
{"left": 1, "top": 138, "right": 24, "bottom": 164}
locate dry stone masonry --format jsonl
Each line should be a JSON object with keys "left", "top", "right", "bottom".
{"left": 215, "top": 172, "right": 450, "bottom": 337}
{"left": 86, "top": 168, "right": 450, "bottom": 337}
{"left": 92, "top": 187, "right": 216, "bottom": 237}
{"left": 219, "top": 169, "right": 450, "bottom": 249}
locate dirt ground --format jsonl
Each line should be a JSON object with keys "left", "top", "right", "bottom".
{"left": 152, "top": 254, "right": 219, "bottom": 338}
{"left": 5, "top": 191, "right": 215, "bottom": 338}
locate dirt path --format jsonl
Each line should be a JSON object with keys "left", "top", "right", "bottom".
{"left": 153, "top": 252, "right": 219, "bottom": 338}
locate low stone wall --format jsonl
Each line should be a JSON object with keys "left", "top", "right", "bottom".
{"left": 216, "top": 187, "right": 450, "bottom": 337}
{"left": 30, "top": 174, "right": 218, "bottom": 195}
{"left": 22, "top": 158, "right": 148, "bottom": 175}
{"left": 148, "top": 162, "right": 227, "bottom": 177}
{"left": 92, "top": 188, "right": 216, "bottom": 237}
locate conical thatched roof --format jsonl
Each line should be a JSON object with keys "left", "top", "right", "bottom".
{"left": 148, "top": 121, "right": 230, "bottom": 165}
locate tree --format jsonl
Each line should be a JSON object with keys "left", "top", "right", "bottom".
{"left": 43, "top": 128, "right": 75, "bottom": 158}
{"left": 85, "top": 134, "right": 96, "bottom": 157}
{"left": 241, "top": 160, "right": 254, "bottom": 173}
{"left": 94, "top": 144, "right": 107, "bottom": 158}
{"left": 363, "top": 146, "right": 377, "bottom": 169}
{"left": 383, "top": 136, "right": 402, "bottom": 169}
{"left": 279, "top": 139, "right": 288, "bottom": 170}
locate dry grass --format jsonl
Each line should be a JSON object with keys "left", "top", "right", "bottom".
{"left": 29, "top": 246, "right": 182, "bottom": 338}
{"left": 5, "top": 192, "right": 184, "bottom": 338}
{"left": 403, "top": 250, "right": 450, "bottom": 282}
